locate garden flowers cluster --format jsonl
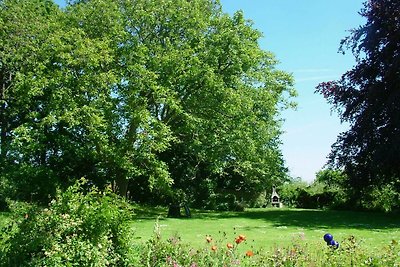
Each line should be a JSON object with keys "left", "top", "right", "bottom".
{"left": 206, "top": 233, "right": 254, "bottom": 258}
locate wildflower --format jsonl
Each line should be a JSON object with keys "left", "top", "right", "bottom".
{"left": 245, "top": 250, "right": 254, "bottom": 257}
{"left": 227, "top": 243, "right": 234, "bottom": 249}
{"left": 235, "top": 235, "right": 246, "bottom": 244}
{"left": 211, "top": 245, "right": 217, "bottom": 251}
{"left": 206, "top": 236, "right": 212, "bottom": 243}
{"left": 238, "top": 234, "right": 246, "bottom": 241}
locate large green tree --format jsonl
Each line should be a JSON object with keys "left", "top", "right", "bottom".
{"left": 316, "top": 0, "right": 400, "bottom": 206}
{"left": 1, "top": 0, "right": 66, "bottom": 200}
{"left": 1, "top": 0, "right": 295, "bottom": 205}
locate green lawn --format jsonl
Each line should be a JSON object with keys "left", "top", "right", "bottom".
{"left": 130, "top": 207, "right": 400, "bottom": 254}
{"left": 1, "top": 206, "right": 399, "bottom": 255}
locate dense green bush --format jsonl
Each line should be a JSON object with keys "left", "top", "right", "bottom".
{"left": 279, "top": 170, "right": 353, "bottom": 210}
{"left": 0, "top": 179, "right": 134, "bottom": 267}
{"left": 361, "top": 182, "right": 400, "bottom": 212}
{"left": 278, "top": 180, "right": 308, "bottom": 208}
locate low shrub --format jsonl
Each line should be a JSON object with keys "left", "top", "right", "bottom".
{"left": 0, "top": 178, "right": 134, "bottom": 267}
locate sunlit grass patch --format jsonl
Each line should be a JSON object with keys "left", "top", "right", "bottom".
{"left": 130, "top": 207, "right": 400, "bottom": 253}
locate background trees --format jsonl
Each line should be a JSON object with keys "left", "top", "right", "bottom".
{"left": 316, "top": 0, "right": 400, "bottom": 210}
{"left": 0, "top": 0, "right": 294, "bottom": 208}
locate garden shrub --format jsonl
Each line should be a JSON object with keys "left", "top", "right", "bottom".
{"left": 0, "top": 178, "right": 134, "bottom": 267}
{"left": 363, "top": 183, "right": 400, "bottom": 212}
{"left": 279, "top": 177, "right": 351, "bottom": 210}
{"left": 278, "top": 181, "right": 308, "bottom": 208}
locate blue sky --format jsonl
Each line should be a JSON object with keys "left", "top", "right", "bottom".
{"left": 54, "top": 0, "right": 365, "bottom": 182}
{"left": 220, "top": 0, "right": 366, "bottom": 182}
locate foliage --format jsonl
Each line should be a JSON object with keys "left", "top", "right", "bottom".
{"left": 316, "top": 0, "right": 400, "bottom": 207}
{"left": 280, "top": 169, "right": 399, "bottom": 211}
{"left": 279, "top": 170, "right": 350, "bottom": 209}
{"left": 315, "top": 169, "right": 350, "bottom": 209}
{"left": 361, "top": 182, "right": 400, "bottom": 212}
{"left": 278, "top": 178, "right": 309, "bottom": 208}
{"left": 0, "top": 179, "right": 134, "bottom": 267}
{"left": 1, "top": 0, "right": 294, "bottom": 205}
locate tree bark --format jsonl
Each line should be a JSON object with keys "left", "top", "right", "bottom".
{"left": 114, "top": 176, "right": 129, "bottom": 197}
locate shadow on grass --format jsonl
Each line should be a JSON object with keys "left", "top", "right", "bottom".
{"left": 132, "top": 206, "right": 400, "bottom": 230}
{"left": 132, "top": 205, "right": 169, "bottom": 219}
{"left": 194, "top": 208, "right": 400, "bottom": 230}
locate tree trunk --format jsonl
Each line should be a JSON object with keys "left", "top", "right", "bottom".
{"left": 0, "top": 82, "right": 7, "bottom": 161}
{"left": 114, "top": 176, "right": 129, "bottom": 197}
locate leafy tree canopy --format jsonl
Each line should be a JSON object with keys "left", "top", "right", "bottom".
{"left": 316, "top": 0, "right": 400, "bottom": 198}
{"left": 0, "top": 0, "right": 295, "bottom": 205}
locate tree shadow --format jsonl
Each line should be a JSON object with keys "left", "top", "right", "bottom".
{"left": 132, "top": 206, "right": 400, "bottom": 230}
{"left": 192, "top": 208, "right": 400, "bottom": 230}
{"left": 132, "top": 205, "right": 168, "bottom": 220}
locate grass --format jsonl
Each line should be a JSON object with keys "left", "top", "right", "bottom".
{"left": 130, "top": 207, "right": 400, "bottom": 254}
{"left": 1, "top": 205, "right": 399, "bottom": 254}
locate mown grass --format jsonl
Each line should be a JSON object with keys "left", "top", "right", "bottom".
{"left": 130, "top": 207, "right": 400, "bottom": 254}
{"left": 1, "top": 205, "right": 399, "bottom": 255}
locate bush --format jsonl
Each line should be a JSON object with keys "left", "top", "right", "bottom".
{"left": 0, "top": 178, "right": 134, "bottom": 267}
{"left": 279, "top": 173, "right": 351, "bottom": 210}
{"left": 278, "top": 181, "right": 308, "bottom": 208}
{"left": 361, "top": 183, "right": 400, "bottom": 212}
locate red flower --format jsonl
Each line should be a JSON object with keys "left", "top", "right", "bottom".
{"left": 206, "top": 236, "right": 212, "bottom": 243}
{"left": 226, "top": 243, "right": 234, "bottom": 249}
{"left": 235, "top": 234, "right": 246, "bottom": 244}
{"left": 211, "top": 245, "right": 217, "bottom": 251}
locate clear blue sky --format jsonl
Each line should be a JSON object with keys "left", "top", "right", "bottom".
{"left": 54, "top": 0, "right": 365, "bottom": 182}
{"left": 220, "top": 0, "right": 366, "bottom": 182}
